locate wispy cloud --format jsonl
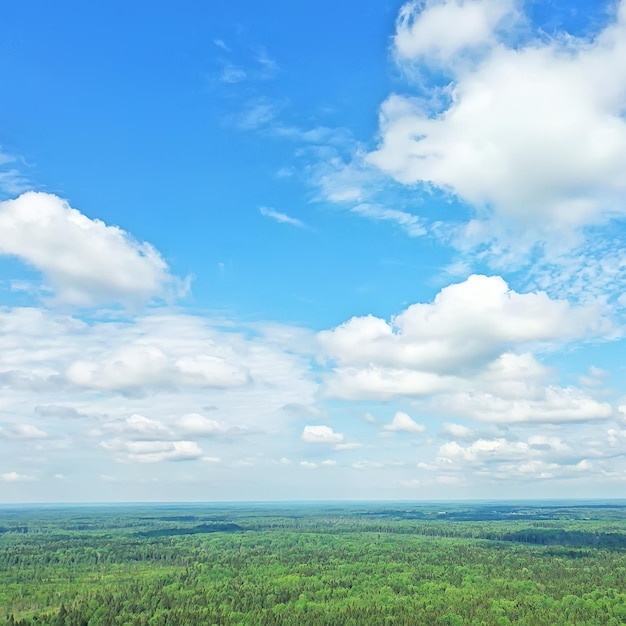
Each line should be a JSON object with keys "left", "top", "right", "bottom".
{"left": 234, "top": 100, "right": 277, "bottom": 130}
{"left": 0, "top": 147, "right": 30, "bottom": 196}
{"left": 259, "top": 206, "right": 308, "bottom": 229}
{"left": 216, "top": 42, "right": 278, "bottom": 85}
{"left": 213, "top": 38, "right": 231, "bottom": 52}
{"left": 351, "top": 203, "right": 425, "bottom": 237}
{"left": 256, "top": 47, "right": 279, "bottom": 77}
{"left": 220, "top": 64, "right": 247, "bottom": 84}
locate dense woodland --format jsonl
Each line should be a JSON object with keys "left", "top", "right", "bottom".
{"left": 2, "top": 502, "right": 626, "bottom": 625}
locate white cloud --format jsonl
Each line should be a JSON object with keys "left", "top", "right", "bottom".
{"left": 213, "top": 39, "right": 230, "bottom": 52}
{"left": 0, "top": 471, "right": 35, "bottom": 482}
{"left": 371, "top": 2, "right": 626, "bottom": 248}
{"left": 401, "top": 478, "right": 421, "bottom": 487}
{"left": 438, "top": 384, "right": 612, "bottom": 424}
{"left": 0, "top": 147, "right": 30, "bottom": 195}
{"left": 0, "top": 192, "right": 180, "bottom": 306}
{"left": 323, "top": 366, "right": 457, "bottom": 401}
{"left": 442, "top": 422, "right": 472, "bottom": 439}
{"left": 432, "top": 350, "right": 611, "bottom": 426}
{"left": 259, "top": 206, "right": 308, "bottom": 228}
{"left": 236, "top": 101, "right": 276, "bottom": 130}
{"left": 320, "top": 275, "right": 607, "bottom": 400}
{"left": 437, "top": 475, "right": 462, "bottom": 485}
{"left": 301, "top": 425, "right": 344, "bottom": 444}
{"left": 300, "top": 460, "right": 317, "bottom": 469}
{"left": 177, "top": 413, "right": 239, "bottom": 436}
{"left": 334, "top": 442, "right": 362, "bottom": 451}
{"left": 432, "top": 352, "right": 610, "bottom": 425}
{"left": 351, "top": 204, "right": 425, "bottom": 237}
{"left": 0, "top": 424, "right": 49, "bottom": 440}
{"left": 394, "top": 0, "right": 517, "bottom": 64}
{"left": 256, "top": 47, "right": 278, "bottom": 76}
{"left": 221, "top": 64, "right": 247, "bottom": 84}
{"left": 65, "top": 346, "right": 250, "bottom": 395}
{"left": 575, "top": 459, "right": 593, "bottom": 472}
{"left": 282, "top": 403, "right": 327, "bottom": 419}
{"left": 0, "top": 305, "right": 319, "bottom": 486}
{"left": 34, "top": 405, "right": 84, "bottom": 419}
{"left": 384, "top": 411, "right": 426, "bottom": 433}
{"left": 352, "top": 460, "right": 404, "bottom": 470}
{"left": 96, "top": 414, "right": 174, "bottom": 440}
{"left": 352, "top": 461, "right": 385, "bottom": 470}
{"left": 0, "top": 170, "right": 30, "bottom": 196}
{"left": 321, "top": 275, "right": 605, "bottom": 373}
{"left": 432, "top": 433, "right": 602, "bottom": 483}
{"left": 439, "top": 438, "right": 531, "bottom": 463}
{"left": 101, "top": 438, "right": 203, "bottom": 463}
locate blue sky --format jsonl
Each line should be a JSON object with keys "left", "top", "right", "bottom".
{"left": 1, "top": 0, "right": 626, "bottom": 502}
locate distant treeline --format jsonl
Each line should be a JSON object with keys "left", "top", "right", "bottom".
{"left": 137, "top": 522, "right": 244, "bottom": 537}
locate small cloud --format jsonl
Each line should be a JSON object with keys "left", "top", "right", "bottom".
{"left": 352, "top": 461, "right": 384, "bottom": 470}
{"left": 321, "top": 459, "right": 337, "bottom": 467}
{"left": 220, "top": 64, "right": 247, "bottom": 84}
{"left": 101, "top": 439, "right": 203, "bottom": 463}
{"left": 259, "top": 206, "right": 308, "bottom": 229}
{"left": 0, "top": 424, "right": 49, "bottom": 440}
{"left": 441, "top": 260, "right": 473, "bottom": 279}
{"left": 213, "top": 38, "right": 231, "bottom": 52}
{"left": 301, "top": 425, "right": 344, "bottom": 444}
{"left": 300, "top": 461, "right": 317, "bottom": 469}
{"left": 351, "top": 204, "right": 425, "bottom": 237}
{"left": 400, "top": 479, "right": 421, "bottom": 488}
{"left": 437, "top": 475, "right": 462, "bottom": 485}
{"left": 0, "top": 169, "right": 31, "bottom": 196}
{"left": 0, "top": 148, "right": 30, "bottom": 195}
{"left": 256, "top": 47, "right": 278, "bottom": 76}
{"left": 178, "top": 413, "right": 231, "bottom": 436}
{"left": 383, "top": 411, "right": 426, "bottom": 434}
{"left": 335, "top": 442, "right": 362, "bottom": 451}
{"left": 442, "top": 422, "right": 472, "bottom": 439}
{"left": 233, "top": 457, "right": 255, "bottom": 467}
{"left": 236, "top": 101, "right": 276, "bottom": 130}
{"left": 100, "top": 414, "right": 174, "bottom": 440}
{"left": 417, "top": 462, "right": 436, "bottom": 471}
{"left": 0, "top": 471, "right": 35, "bottom": 482}
{"left": 282, "top": 403, "right": 326, "bottom": 419}
{"left": 35, "top": 405, "right": 85, "bottom": 420}
{"left": 364, "top": 412, "right": 377, "bottom": 424}
{"left": 579, "top": 366, "right": 607, "bottom": 388}
{"left": 200, "top": 456, "right": 221, "bottom": 463}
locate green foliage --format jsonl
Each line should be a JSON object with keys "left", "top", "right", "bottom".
{"left": 2, "top": 503, "right": 626, "bottom": 625}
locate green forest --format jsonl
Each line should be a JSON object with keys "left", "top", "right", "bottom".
{"left": 2, "top": 502, "right": 626, "bottom": 625}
